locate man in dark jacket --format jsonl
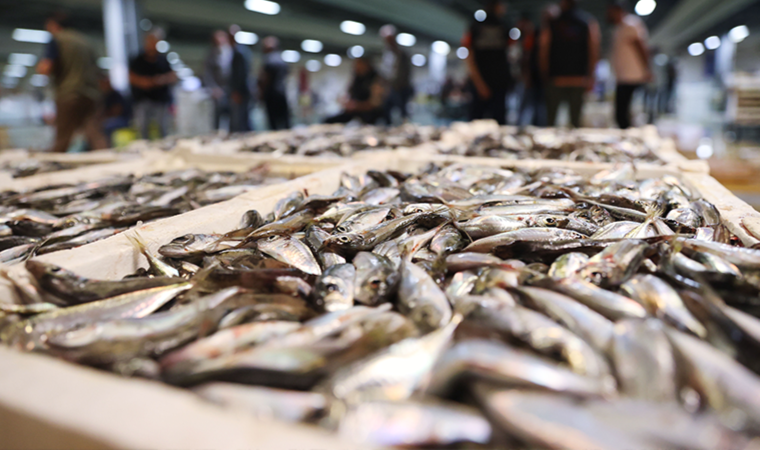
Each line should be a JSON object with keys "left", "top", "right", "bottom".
{"left": 258, "top": 36, "right": 290, "bottom": 130}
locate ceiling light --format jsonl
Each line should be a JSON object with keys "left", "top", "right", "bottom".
{"left": 396, "top": 33, "right": 416, "bottom": 47}
{"left": 688, "top": 42, "right": 705, "bottom": 56}
{"left": 4, "top": 65, "right": 27, "bottom": 78}
{"left": 348, "top": 45, "right": 364, "bottom": 58}
{"left": 456, "top": 46, "right": 469, "bottom": 59}
{"left": 324, "top": 54, "right": 342, "bottom": 67}
{"left": 704, "top": 36, "right": 720, "bottom": 50}
{"left": 509, "top": 28, "right": 521, "bottom": 40}
{"left": 340, "top": 20, "right": 366, "bottom": 36}
{"left": 432, "top": 41, "right": 450, "bottom": 55}
{"left": 97, "top": 57, "right": 112, "bottom": 69}
{"left": 306, "top": 60, "right": 321, "bottom": 72}
{"left": 411, "top": 54, "right": 426, "bottom": 67}
{"left": 474, "top": 10, "right": 486, "bottom": 22}
{"left": 156, "top": 40, "right": 170, "bottom": 53}
{"left": 729, "top": 25, "right": 750, "bottom": 43}
{"left": 244, "top": 0, "right": 280, "bottom": 15}
{"left": 634, "top": 0, "right": 656, "bottom": 16}
{"left": 654, "top": 53, "right": 668, "bottom": 66}
{"left": 182, "top": 76, "right": 201, "bottom": 91}
{"left": 177, "top": 67, "right": 194, "bottom": 79}
{"left": 235, "top": 31, "right": 258, "bottom": 45}
{"left": 301, "top": 39, "right": 323, "bottom": 53}
{"left": 167, "top": 52, "right": 180, "bottom": 65}
{"left": 30, "top": 74, "right": 48, "bottom": 87}
{"left": 12, "top": 29, "right": 51, "bottom": 44}
{"left": 9, "top": 53, "right": 36, "bottom": 67}
{"left": 282, "top": 50, "right": 301, "bottom": 63}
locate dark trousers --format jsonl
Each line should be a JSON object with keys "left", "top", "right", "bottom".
{"left": 325, "top": 109, "right": 384, "bottom": 125}
{"left": 546, "top": 85, "right": 585, "bottom": 128}
{"left": 384, "top": 87, "right": 413, "bottom": 124}
{"left": 615, "top": 83, "right": 643, "bottom": 129}
{"left": 230, "top": 97, "right": 251, "bottom": 132}
{"left": 264, "top": 93, "right": 290, "bottom": 130}
{"left": 519, "top": 85, "right": 547, "bottom": 127}
{"left": 52, "top": 95, "right": 107, "bottom": 153}
{"left": 469, "top": 88, "right": 507, "bottom": 125}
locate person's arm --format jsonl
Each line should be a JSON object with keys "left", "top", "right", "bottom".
{"left": 462, "top": 30, "right": 491, "bottom": 99}
{"left": 587, "top": 19, "right": 601, "bottom": 90}
{"left": 352, "top": 80, "right": 386, "bottom": 112}
{"left": 538, "top": 27, "right": 551, "bottom": 81}
{"left": 633, "top": 25, "right": 653, "bottom": 81}
{"left": 130, "top": 71, "right": 154, "bottom": 89}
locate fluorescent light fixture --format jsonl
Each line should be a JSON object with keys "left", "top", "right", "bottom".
{"left": 348, "top": 45, "right": 364, "bottom": 58}
{"left": 456, "top": 46, "right": 469, "bottom": 59}
{"left": 301, "top": 39, "right": 323, "bottom": 53}
{"left": 12, "top": 28, "right": 51, "bottom": 44}
{"left": 324, "top": 54, "right": 342, "bottom": 67}
{"left": 654, "top": 53, "right": 668, "bottom": 66}
{"left": 730, "top": 25, "right": 750, "bottom": 43}
{"left": 634, "top": 0, "right": 656, "bottom": 16}
{"left": 156, "top": 40, "right": 170, "bottom": 53}
{"left": 340, "top": 20, "right": 365, "bottom": 36}
{"left": 687, "top": 42, "right": 705, "bottom": 56}
{"left": 182, "top": 76, "right": 202, "bottom": 91}
{"left": 396, "top": 33, "right": 416, "bottom": 47}
{"left": 244, "top": 0, "right": 280, "bottom": 15}
{"left": 474, "top": 10, "right": 486, "bottom": 22}
{"left": 140, "top": 19, "right": 152, "bottom": 31}
{"left": 432, "top": 41, "right": 450, "bottom": 55}
{"left": 509, "top": 27, "right": 521, "bottom": 40}
{"left": 9, "top": 53, "right": 36, "bottom": 67}
{"left": 235, "top": 31, "right": 258, "bottom": 45}
{"left": 167, "top": 52, "right": 180, "bottom": 65}
{"left": 4, "top": 65, "right": 27, "bottom": 78}
{"left": 306, "top": 59, "right": 321, "bottom": 72}
{"left": 696, "top": 138, "right": 713, "bottom": 159}
{"left": 177, "top": 67, "right": 194, "bottom": 79}
{"left": 282, "top": 50, "right": 301, "bottom": 63}
{"left": 30, "top": 74, "right": 48, "bottom": 87}
{"left": 704, "top": 36, "right": 720, "bottom": 50}
{"left": 411, "top": 54, "right": 426, "bottom": 67}
{"left": 97, "top": 57, "right": 112, "bottom": 69}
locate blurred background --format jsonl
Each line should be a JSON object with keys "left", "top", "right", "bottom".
{"left": 0, "top": 0, "right": 758, "bottom": 170}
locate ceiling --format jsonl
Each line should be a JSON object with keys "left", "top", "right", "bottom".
{"left": 0, "top": 0, "right": 757, "bottom": 77}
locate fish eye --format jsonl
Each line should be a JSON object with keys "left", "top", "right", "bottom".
{"left": 50, "top": 267, "right": 61, "bottom": 273}
{"left": 339, "top": 236, "right": 350, "bottom": 243}
{"left": 336, "top": 226, "right": 348, "bottom": 233}
{"left": 545, "top": 217, "right": 555, "bottom": 224}
{"left": 326, "top": 283, "right": 339, "bottom": 292}
{"left": 267, "top": 235, "right": 279, "bottom": 241}
{"left": 369, "top": 278, "right": 382, "bottom": 288}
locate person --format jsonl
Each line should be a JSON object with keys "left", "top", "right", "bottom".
{"left": 461, "top": 0, "right": 513, "bottom": 125}
{"left": 203, "top": 30, "right": 234, "bottom": 132}
{"left": 36, "top": 13, "right": 107, "bottom": 152}
{"left": 539, "top": 0, "right": 600, "bottom": 128}
{"left": 662, "top": 58, "right": 677, "bottom": 114}
{"left": 325, "top": 57, "right": 385, "bottom": 124}
{"left": 258, "top": 36, "right": 290, "bottom": 130}
{"left": 608, "top": 0, "right": 652, "bottom": 129}
{"left": 228, "top": 25, "right": 254, "bottom": 132}
{"left": 379, "top": 25, "right": 413, "bottom": 124}
{"left": 129, "top": 30, "right": 177, "bottom": 139}
{"left": 99, "top": 75, "right": 131, "bottom": 146}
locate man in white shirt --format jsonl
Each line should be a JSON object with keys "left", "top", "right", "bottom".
{"left": 608, "top": 0, "right": 652, "bottom": 128}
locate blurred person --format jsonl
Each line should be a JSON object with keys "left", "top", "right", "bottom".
{"left": 228, "top": 25, "right": 254, "bottom": 132}
{"left": 99, "top": 75, "right": 131, "bottom": 147}
{"left": 608, "top": 0, "right": 652, "bottom": 129}
{"left": 325, "top": 57, "right": 385, "bottom": 124}
{"left": 258, "top": 36, "right": 290, "bottom": 130}
{"left": 539, "top": 0, "right": 600, "bottom": 128}
{"left": 662, "top": 58, "right": 677, "bottom": 114}
{"left": 129, "top": 29, "right": 177, "bottom": 139}
{"left": 462, "top": 0, "right": 513, "bottom": 125}
{"left": 203, "top": 30, "right": 234, "bottom": 131}
{"left": 518, "top": 10, "right": 551, "bottom": 127}
{"left": 379, "top": 25, "right": 413, "bottom": 124}
{"left": 37, "top": 12, "right": 107, "bottom": 152}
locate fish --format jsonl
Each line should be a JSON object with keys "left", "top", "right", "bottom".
{"left": 352, "top": 252, "right": 398, "bottom": 306}
{"left": 194, "top": 383, "right": 326, "bottom": 423}
{"left": 312, "top": 263, "right": 355, "bottom": 312}
{"left": 464, "top": 228, "right": 585, "bottom": 253}
{"left": 547, "top": 252, "right": 589, "bottom": 279}
{"left": 256, "top": 235, "right": 322, "bottom": 276}
{"left": 398, "top": 260, "right": 452, "bottom": 331}
{"left": 546, "top": 277, "right": 647, "bottom": 320}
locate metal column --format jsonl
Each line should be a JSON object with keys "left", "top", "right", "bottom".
{"left": 103, "top": 0, "right": 140, "bottom": 93}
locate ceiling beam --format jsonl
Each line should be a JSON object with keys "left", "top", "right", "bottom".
{"left": 650, "top": 0, "right": 756, "bottom": 50}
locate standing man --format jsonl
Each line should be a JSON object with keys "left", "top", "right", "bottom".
{"left": 129, "top": 30, "right": 177, "bottom": 139}
{"left": 539, "top": 0, "right": 600, "bottom": 128}
{"left": 37, "top": 13, "right": 107, "bottom": 152}
{"left": 462, "top": 0, "right": 512, "bottom": 125}
{"left": 608, "top": 0, "right": 652, "bottom": 129}
{"left": 203, "top": 30, "right": 234, "bottom": 132}
{"left": 228, "top": 25, "right": 254, "bottom": 132}
{"left": 258, "top": 36, "right": 290, "bottom": 130}
{"left": 379, "top": 25, "right": 412, "bottom": 124}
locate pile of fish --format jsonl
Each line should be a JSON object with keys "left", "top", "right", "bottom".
{"left": 1, "top": 160, "right": 84, "bottom": 178}
{"left": 0, "top": 165, "right": 283, "bottom": 263}
{"left": 5, "top": 162, "right": 760, "bottom": 449}
{"left": 441, "top": 127, "right": 665, "bottom": 163}
{"left": 241, "top": 124, "right": 440, "bottom": 156}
